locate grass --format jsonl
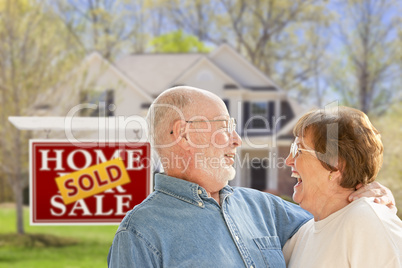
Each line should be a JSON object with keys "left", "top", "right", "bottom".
{"left": 0, "top": 204, "right": 118, "bottom": 268}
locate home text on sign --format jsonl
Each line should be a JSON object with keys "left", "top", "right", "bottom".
{"left": 30, "top": 140, "right": 151, "bottom": 225}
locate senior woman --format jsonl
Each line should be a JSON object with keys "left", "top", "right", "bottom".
{"left": 282, "top": 106, "right": 402, "bottom": 267}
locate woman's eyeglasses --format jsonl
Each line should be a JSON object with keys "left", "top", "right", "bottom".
{"left": 290, "top": 142, "right": 316, "bottom": 159}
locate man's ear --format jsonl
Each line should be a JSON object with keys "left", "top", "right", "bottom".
{"left": 172, "top": 120, "right": 192, "bottom": 152}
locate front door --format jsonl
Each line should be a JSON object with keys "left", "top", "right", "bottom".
{"left": 250, "top": 159, "right": 268, "bottom": 191}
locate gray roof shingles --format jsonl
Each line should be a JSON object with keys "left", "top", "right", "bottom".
{"left": 114, "top": 54, "right": 204, "bottom": 96}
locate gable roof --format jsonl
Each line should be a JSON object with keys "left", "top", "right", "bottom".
{"left": 209, "top": 44, "right": 280, "bottom": 90}
{"left": 87, "top": 52, "right": 154, "bottom": 102}
{"left": 115, "top": 53, "right": 204, "bottom": 96}
{"left": 30, "top": 51, "right": 154, "bottom": 116}
{"left": 170, "top": 56, "right": 243, "bottom": 89}
{"left": 113, "top": 44, "right": 285, "bottom": 97}
{"left": 83, "top": 52, "right": 153, "bottom": 101}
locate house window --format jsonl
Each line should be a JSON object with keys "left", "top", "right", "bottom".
{"left": 279, "top": 100, "right": 294, "bottom": 130}
{"left": 250, "top": 102, "right": 268, "bottom": 129}
{"left": 242, "top": 101, "right": 275, "bottom": 135}
{"left": 80, "top": 89, "right": 115, "bottom": 117}
{"left": 250, "top": 159, "right": 268, "bottom": 191}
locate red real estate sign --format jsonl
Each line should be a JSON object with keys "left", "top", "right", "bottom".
{"left": 30, "top": 140, "right": 151, "bottom": 225}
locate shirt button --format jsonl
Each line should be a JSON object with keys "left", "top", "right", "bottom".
{"left": 198, "top": 190, "right": 202, "bottom": 195}
{"left": 250, "top": 266, "right": 254, "bottom": 268}
{"left": 198, "top": 202, "right": 203, "bottom": 207}
{"left": 235, "top": 235, "right": 239, "bottom": 241}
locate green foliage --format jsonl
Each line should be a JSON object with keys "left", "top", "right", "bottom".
{"left": 0, "top": 0, "right": 84, "bottom": 234}
{"left": 326, "top": 0, "right": 401, "bottom": 115}
{"left": 53, "top": 0, "right": 146, "bottom": 59}
{"left": 150, "top": 30, "right": 211, "bottom": 53}
{"left": 372, "top": 105, "right": 402, "bottom": 218}
{"left": 0, "top": 206, "right": 116, "bottom": 268}
{"left": 0, "top": 233, "right": 78, "bottom": 248}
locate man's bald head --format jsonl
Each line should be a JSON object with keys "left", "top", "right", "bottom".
{"left": 146, "top": 86, "right": 225, "bottom": 159}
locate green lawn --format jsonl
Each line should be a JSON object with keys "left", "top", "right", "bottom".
{"left": 0, "top": 205, "right": 118, "bottom": 268}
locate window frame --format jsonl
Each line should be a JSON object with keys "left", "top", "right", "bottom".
{"left": 249, "top": 101, "right": 269, "bottom": 131}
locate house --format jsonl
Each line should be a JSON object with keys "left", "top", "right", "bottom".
{"left": 33, "top": 44, "right": 304, "bottom": 197}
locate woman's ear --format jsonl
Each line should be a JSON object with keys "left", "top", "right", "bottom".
{"left": 329, "top": 169, "right": 342, "bottom": 182}
{"left": 331, "top": 159, "right": 345, "bottom": 182}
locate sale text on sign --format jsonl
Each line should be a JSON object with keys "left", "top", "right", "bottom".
{"left": 30, "top": 140, "right": 151, "bottom": 225}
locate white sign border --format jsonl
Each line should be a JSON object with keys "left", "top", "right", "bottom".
{"left": 29, "top": 139, "right": 152, "bottom": 226}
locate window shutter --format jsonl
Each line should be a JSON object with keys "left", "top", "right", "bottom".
{"left": 243, "top": 101, "right": 250, "bottom": 135}
{"left": 280, "top": 100, "right": 294, "bottom": 130}
{"left": 268, "top": 101, "right": 275, "bottom": 133}
{"left": 106, "top": 89, "right": 114, "bottom": 116}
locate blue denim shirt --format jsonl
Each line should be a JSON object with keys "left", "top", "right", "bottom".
{"left": 107, "top": 174, "right": 312, "bottom": 267}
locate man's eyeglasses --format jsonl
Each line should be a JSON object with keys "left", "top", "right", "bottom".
{"left": 290, "top": 142, "right": 316, "bottom": 159}
{"left": 170, "top": 118, "right": 237, "bottom": 134}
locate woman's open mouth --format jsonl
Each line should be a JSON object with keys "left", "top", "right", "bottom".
{"left": 291, "top": 172, "right": 302, "bottom": 186}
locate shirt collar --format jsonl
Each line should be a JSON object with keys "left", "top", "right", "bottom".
{"left": 154, "top": 173, "right": 234, "bottom": 207}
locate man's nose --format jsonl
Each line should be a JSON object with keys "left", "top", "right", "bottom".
{"left": 231, "top": 130, "right": 242, "bottom": 148}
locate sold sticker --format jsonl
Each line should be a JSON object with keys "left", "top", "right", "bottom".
{"left": 55, "top": 158, "right": 130, "bottom": 205}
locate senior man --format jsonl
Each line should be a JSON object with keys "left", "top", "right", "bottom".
{"left": 108, "top": 86, "right": 395, "bottom": 267}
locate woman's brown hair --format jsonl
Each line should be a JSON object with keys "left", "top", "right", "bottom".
{"left": 293, "top": 106, "right": 383, "bottom": 188}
